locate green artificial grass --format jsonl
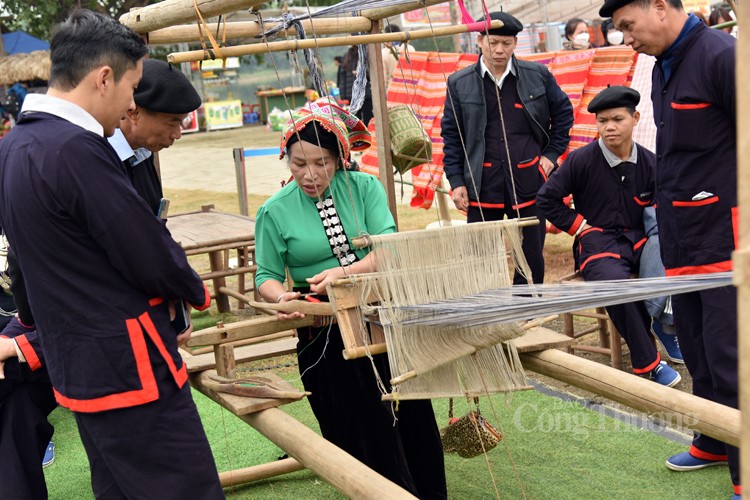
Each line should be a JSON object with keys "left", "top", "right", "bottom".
{"left": 44, "top": 374, "right": 731, "bottom": 499}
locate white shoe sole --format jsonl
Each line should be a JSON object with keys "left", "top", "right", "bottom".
{"left": 665, "top": 459, "right": 728, "bottom": 471}
{"left": 653, "top": 333, "right": 685, "bottom": 364}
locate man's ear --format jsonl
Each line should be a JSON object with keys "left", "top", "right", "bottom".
{"left": 95, "top": 66, "right": 114, "bottom": 94}
{"left": 126, "top": 107, "right": 140, "bottom": 121}
{"left": 633, "top": 110, "right": 641, "bottom": 126}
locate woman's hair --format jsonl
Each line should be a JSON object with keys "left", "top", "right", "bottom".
{"left": 600, "top": 18, "right": 614, "bottom": 39}
{"left": 285, "top": 121, "right": 344, "bottom": 167}
{"left": 564, "top": 18, "right": 585, "bottom": 40}
{"left": 708, "top": 8, "right": 732, "bottom": 26}
{"left": 342, "top": 45, "right": 359, "bottom": 73}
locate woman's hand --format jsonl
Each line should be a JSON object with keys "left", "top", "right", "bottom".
{"left": 276, "top": 291, "right": 304, "bottom": 320}
{"left": 306, "top": 267, "right": 347, "bottom": 295}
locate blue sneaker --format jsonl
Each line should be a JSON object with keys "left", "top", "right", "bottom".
{"left": 650, "top": 361, "right": 681, "bottom": 387}
{"left": 652, "top": 320, "right": 684, "bottom": 364}
{"left": 42, "top": 441, "right": 54, "bottom": 468}
{"left": 731, "top": 495, "right": 741, "bottom": 499}
{"left": 665, "top": 451, "right": 727, "bottom": 471}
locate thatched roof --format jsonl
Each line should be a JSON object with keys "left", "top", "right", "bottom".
{"left": 0, "top": 50, "right": 50, "bottom": 85}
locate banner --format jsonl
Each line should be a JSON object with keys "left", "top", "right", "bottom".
{"left": 204, "top": 100, "right": 243, "bottom": 131}
{"left": 401, "top": 4, "right": 451, "bottom": 27}
{"left": 180, "top": 110, "right": 199, "bottom": 134}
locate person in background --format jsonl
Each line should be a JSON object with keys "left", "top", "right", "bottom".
{"left": 441, "top": 11, "right": 574, "bottom": 286}
{"left": 342, "top": 45, "right": 374, "bottom": 125}
{"left": 606, "top": 0, "right": 739, "bottom": 496}
{"left": 537, "top": 86, "right": 682, "bottom": 387}
{"left": 691, "top": 11, "right": 708, "bottom": 25}
{"left": 108, "top": 58, "right": 201, "bottom": 215}
{"left": 255, "top": 98, "right": 447, "bottom": 499}
{"left": 601, "top": 18, "right": 625, "bottom": 45}
{"left": 382, "top": 24, "right": 415, "bottom": 89}
{"left": 0, "top": 10, "right": 223, "bottom": 498}
{"left": 709, "top": 7, "right": 734, "bottom": 34}
{"left": 563, "top": 18, "right": 591, "bottom": 49}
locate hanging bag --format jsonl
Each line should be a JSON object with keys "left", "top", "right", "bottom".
{"left": 441, "top": 397, "right": 502, "bottom": 458}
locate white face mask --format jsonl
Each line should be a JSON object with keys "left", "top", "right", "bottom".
{"left": 572, "top": 32, "right": 590, "bottom": 49}
{"left": 607, "top": 30, "right": 624, "bottom": 45}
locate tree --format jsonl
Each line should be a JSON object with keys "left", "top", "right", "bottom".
{"left": 0, "top": 0, "right": 159, "bottom": 40}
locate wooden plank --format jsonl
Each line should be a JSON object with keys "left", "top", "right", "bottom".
{"left": 187, "top": 315, "right": 312, "bottom": 346}
{"left": 512, "top": 327, "right": 574, "bottom": 353}
{"left": 183, "top": 337, "right": 298, "bottom": 373}
{"left": 191, "top": 371, "right": 300, "bottom": 415}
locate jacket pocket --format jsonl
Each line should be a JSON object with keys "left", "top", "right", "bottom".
{"left": 670, "top": 101, "right": 717, "bottom": 152}
{"left": 667, "top": 194, "right": 729, "bottom": 252}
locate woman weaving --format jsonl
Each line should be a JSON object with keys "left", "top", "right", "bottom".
{"left": 254, "top": 98, "right": 447, "bottom": 499}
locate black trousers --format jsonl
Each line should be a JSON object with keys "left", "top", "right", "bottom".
{"left": 0, "top": 374, "right": 56, "bottom": 500}
{"left": 73, "top": 345, "right": 224, "bottom": 500}
{"left": 580, "top": 237, "right": 659, "bottom": 373}
{"left": 467, "top": 203, "right": 545, "bottom": 285}
{"left": 297, "top": 323, "right": 447, "bottom": 499}
{"left": 673, "top": 286, "right": 739, "bottom": 487}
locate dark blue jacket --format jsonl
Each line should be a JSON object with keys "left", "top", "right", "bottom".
{"left": 652, "top": 23, "right": 736, "bottom": 275}
{"left": 441, "top": 56, "right": 574, "bottom": 200}
{"left": 0, "top": 113, "right": 210, "bottom": 412}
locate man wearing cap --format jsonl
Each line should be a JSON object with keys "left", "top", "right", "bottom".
{"left": 441, "top": 11, "right": 574, "bottom": 286}
{"left": 601, "top": 1, "right": 739, "bottom": 494}
{"left": 537, "top": 85, "right": 681, "bottom": 387}
{"left": 109, "top": 58, "right": 201, "bottom": 215}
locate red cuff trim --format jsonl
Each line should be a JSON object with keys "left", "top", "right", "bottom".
{"left": 16, "top": 335, "right": 42, "bottom": 371}
{"left": 633, "top": 237, "right": 648, "bottom": 251}
{"left": 512, "top": 199, "right": 536, "bottom": 210}
{"left": 517, "top": 156, "right": 539, "bottom": 168}
{"left": 579, "top": 227, "right": 604, "bottom": 238}
{"left": 138, "top": 312, "right": 188, "bottom": 388}
{"left": 149, "top": 297, "right": 164, "bottom": 307}
{"left": 17, "top": 316, "right": 34, "bottom": 329}
{"left": 665, "top": 261, "right": 733, "bottom": 276}
{"left": 482, "top": 162, "right": 492, "bottom": 167}
{"left": 469, "top": 201, "right": 505, "bottom": 209}
{"left": 734, "top": 485, "right": 742, "bottom": 495}
{"left": 566, "top": 214, "right": 585, "bottom": 236}
{"left": 633, "top": 196, "right": 651, "bottom": 207}
{"left": 633, "top": 353, "right": 660, "bottom": 374}
{"left": 689, "top": 445, "right": 728, "bottom": 462}
{"left": 192, "top": 283, "right": 212, "bottom": 311}
{"left": 54, "top": 318, "right": 158, "bottom": 412}
{"left": 514, "top": 103, "right": 524, "bottom": 109}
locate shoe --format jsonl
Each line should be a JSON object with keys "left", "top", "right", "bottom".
{"left": 731, "top": 495, "right": 741, "bottom": 500}
{"left": 42, "top": 441, "right": 54, "bottom": 468}
{"left": 650, "top": 361, "right": 681, "bottom": 387}
{"left": 665, "top": 451, "right": 727, "bottom": 471}
{"left": 652, "top": 320, "right": 684, "bottom": 364}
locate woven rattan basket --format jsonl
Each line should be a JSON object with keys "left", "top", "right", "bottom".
{"left": 388, "top": 105, "right": 432, "bottom": 174}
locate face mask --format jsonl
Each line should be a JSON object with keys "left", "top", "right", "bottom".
{"left": 607, "top": 30, "right": 624, "bottom": 45}
{"left": 572, "top": 32, "right": 590, "bottom": 49}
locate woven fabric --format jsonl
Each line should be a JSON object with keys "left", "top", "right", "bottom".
{"left": 362, "top": 47, "right": 640, "bottom": 209}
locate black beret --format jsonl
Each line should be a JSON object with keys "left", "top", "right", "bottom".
{"left": 599, "top": 0, "right": 636, "bottom": 18}
{"left": 587, "top": 85, "right": 640, "bottom": 113}
{"left": 134, "top": 59, "right": 202, "bottom": 114}
{"left": 478, "top": 12, "right": 524, "bottom": 37}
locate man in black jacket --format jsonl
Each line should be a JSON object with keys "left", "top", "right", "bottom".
{"left": 441, "top": 11, "right": 574, "bottom": 285}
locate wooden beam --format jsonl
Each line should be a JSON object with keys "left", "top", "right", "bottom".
{"left": 736, "top": 0, "right": 749, "bottom": 486}
{"left": 187, "top": 314, "right": 311, "bottom": 346}
{"left": 359, "top": 0, "right": 448, "bottom": 21}
{"left": 183, "top": 337, "right": 299, "bottom": 373}
{"left": 120, "top": 0, "right": 267, "bottom": 34}
{"left": 521, "top": 349, "right": 741, "bottom": 447}
{"left": 219, "top": 458, "right": 305, "bottom": 487}
{"left": 168, "top": 20, "right": 503, "bottom": 63}
{"left": 148, "top": 17, "right": 373, "bottom": 44}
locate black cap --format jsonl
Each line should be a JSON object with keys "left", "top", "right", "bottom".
{"left": 478, "top": 12, "right": 524, "bottom": 37}
{"left": 134, "top": 59, "right": 202, "bottom": 114}
{"left": 599, "top": 0, "right": 636, "bottom": 18}
{"left": 587, "top": 85, "right": 640, "bottom": 113}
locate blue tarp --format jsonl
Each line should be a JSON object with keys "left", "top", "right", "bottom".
{"left": 2, "top": 31, "right": 49, "bottom": 55}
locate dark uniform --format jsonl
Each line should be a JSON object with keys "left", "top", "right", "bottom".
{"left": 537, "top": 140, "right": 660, "bottom": 372}
{"left": 0, "top": 108, "right": 224, "bottom": 498}
{"left": 651, "top": 18, "right": 739, "bottom": 488}
{"left": 126, "top": 155, "right": 163, "bottom": 216}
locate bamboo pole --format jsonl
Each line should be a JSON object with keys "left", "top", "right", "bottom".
{"left": 736, "top": 0, "right": 749, "bottom": 488}
{"left": 521, "top": 349, "right": 741, "bottom": 447}
{"left": 219, "top": 458, "right": 305, "bottom": 487}
{"left": 167, "top": 20, "right": 503, "bottom": 63}
{"left": 239, "top": 408, "right": 416, "bottom": 498}
{"left": 147, "top": 17, "right": 373, "bottom": 44}
{"left": 359, "top": 0, "right": 447, "bottom": 21}
{"left": 120, "top": 0, "right": 267, "bottom": 34}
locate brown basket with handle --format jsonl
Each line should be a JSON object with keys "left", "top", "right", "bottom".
{"left": 388, "top": 105, "right": 432, "bottom": 174}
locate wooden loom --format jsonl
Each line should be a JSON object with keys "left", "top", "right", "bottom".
{"left": 122, "top": 0, "right": 744, "bottom": 495}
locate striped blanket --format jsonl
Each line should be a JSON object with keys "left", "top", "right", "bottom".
{"left": 360, "top": 47, "right": 638, "bottom": 209}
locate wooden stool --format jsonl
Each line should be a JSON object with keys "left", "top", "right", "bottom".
{"left": 559, "top": 272, "right": 624, "bottom": 370}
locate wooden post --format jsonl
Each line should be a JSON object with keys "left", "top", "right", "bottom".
{"left": 521, "top": 349, "right": 741, "bottom": 447}
{"left": 368, "top": 19, "right": 398, "bottom": 227}
{"left": 208, "top": 249, "right": 231, "bottom": 312}
{"left": 214, "top": 344, "right": 236, "bottom": 379}
{"left": 735, "top": 0, "right": 749, "bottom": 488}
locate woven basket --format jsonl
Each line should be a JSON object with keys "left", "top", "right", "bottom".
{"left": 388, "top": 105, "right": 432, "bottom": 174}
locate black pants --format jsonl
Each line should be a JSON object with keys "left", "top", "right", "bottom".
{"left": 297, "top": 323, "right": 447, "bottom": 499}
{"left": 580, "top": 237, "right": 659, "bottom": 373}
{"left": 467, "top": 203, "right": 546, "bottom": 285}
{"left": 0, "top": 374, "right": 56, "bottom": 500}
{"left": 73, "top": 344, "right": 224, "bottom": 500}
{"left": 673, "top": 286, "right": 739, "bottom": 487}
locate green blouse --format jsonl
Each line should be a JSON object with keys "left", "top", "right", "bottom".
{"left": 255, "top": 170, "right": 396, "bottom": 288}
